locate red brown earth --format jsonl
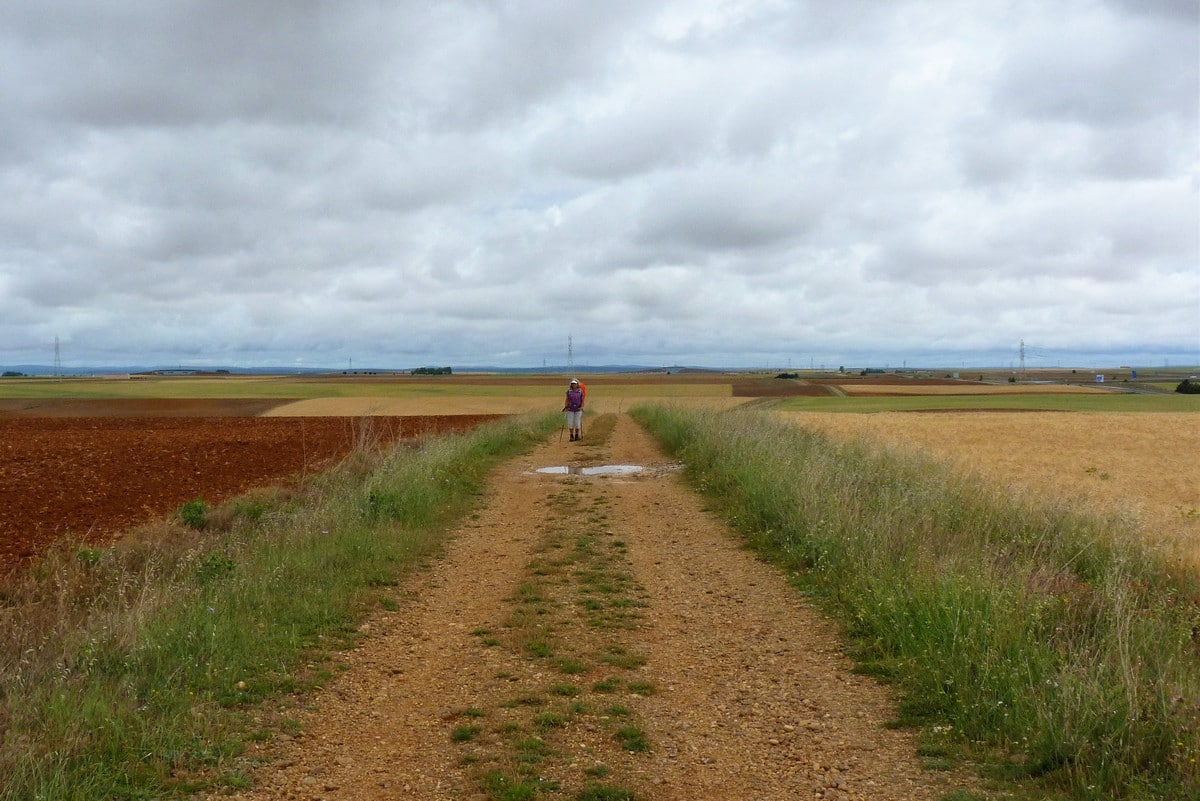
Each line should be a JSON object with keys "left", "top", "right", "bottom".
{"left": 731, "top": 381, "right": 837, "bottom": 397}
{"left": 0, "top": 400, "right": 502, "bottom": 570}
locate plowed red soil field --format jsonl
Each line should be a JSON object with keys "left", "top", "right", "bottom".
{"left": 0, "top": 401, "right": 501, "bottom": 570}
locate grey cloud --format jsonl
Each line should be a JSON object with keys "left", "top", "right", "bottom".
{"left": 956, "top": 116, "right": 1194, "bottom": 188}
{"left": 532, "top": 4, "right": 896, "bottom": 181}
{"left": 992, "top": 10, "right": 1198, "bottom": 128}
{"left": 775, "top": 0, "right": 901, "bottom": 47}
{"left": 5, "top": 1, "right": 397, "bottom": 129}
{"left": 1106, "top": 0, "right": 1200, "bottom": 23}
{"left": 401, "top": 0, "right": 655, "bottom": 131}
{"left": 634, "top": 165, "right": 822, "bottom": 252}
{"left": 1, "top": 0, "right": 1196, "bottom": 369}
{"left": 534, "top": 99, "right": 713, "bottom": 180}
{"left": 1083, "top": 123, "right": 1195, "bottom": 181}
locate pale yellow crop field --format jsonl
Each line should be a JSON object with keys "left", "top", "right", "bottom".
{"left": 780, "top": 410, "right": 1200, "bottom": 570}
{"left": 264, "top": 382, "right": 744, "bottom": 417}
{"left": 842, "top": 383, "right": 1109, "bottom": 396}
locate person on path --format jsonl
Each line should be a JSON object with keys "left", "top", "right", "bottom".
{"left": 563, "top": 378, "right": 585, "bottom": 441}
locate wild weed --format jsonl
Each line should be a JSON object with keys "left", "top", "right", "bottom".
{"left": 633, "top": 404, "right": 1200, "bottom": 800}
{"left": 0, "top": 413, "right": 559, "bottom": 801}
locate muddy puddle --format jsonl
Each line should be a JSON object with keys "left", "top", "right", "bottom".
{"left": 535, "top": 464, "right": 646, "bottom": 476}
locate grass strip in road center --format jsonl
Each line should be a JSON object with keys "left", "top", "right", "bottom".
{"left": 450, "top": 424, "right": 652, "bottom": 801}
{"left": 632, "top": 404, "right": 1200, "bottom": 801}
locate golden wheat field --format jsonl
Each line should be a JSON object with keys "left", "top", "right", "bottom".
{"left": 840, "top": 383, "right": 1108, "bottom": 396}
{"left": 263, "top": 389, "right": 745, "bottom": 417}
{"left": 781, "top": 410, "right": 1200, "bottom": 570}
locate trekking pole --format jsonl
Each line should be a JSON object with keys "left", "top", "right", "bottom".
{"left": 559, "top": 421, "right": 565, "bottom": 442}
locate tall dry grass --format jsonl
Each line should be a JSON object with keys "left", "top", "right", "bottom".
{"left": 633, "top": 404, "right": 1199, "bottom": 801}
{"left": 778, "top": 410, "right": 1200, "bottom": 574}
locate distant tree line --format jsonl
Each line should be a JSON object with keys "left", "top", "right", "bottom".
{"left": 1176, "top": 378, "right": 1200, "bottom": 394}
{"left": 412, "top": 366, "right": 452, "bottom": 375}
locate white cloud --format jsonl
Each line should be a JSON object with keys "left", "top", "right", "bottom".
{"left": 0, "top": 0, "right": 1196, "bottom": 369}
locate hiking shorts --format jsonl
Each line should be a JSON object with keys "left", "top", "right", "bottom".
{"left": 565, "top": 410, "right": 582, "bottom": 428}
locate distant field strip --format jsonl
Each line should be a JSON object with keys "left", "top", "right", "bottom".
{"left": 0, "top": 378, "right": 562, "bottom": 400}
{"left": 774, "top": 392, "right": 1197, "bottom": 413}
{"left": 840, "top": 383, "right": 1108, "bottom": 395}
{"left": 0, "top": 377, "right": 735, "bottom": 408}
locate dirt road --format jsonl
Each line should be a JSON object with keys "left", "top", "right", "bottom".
{"left": 220, "top": 415, "right": 975, "bottom": 800}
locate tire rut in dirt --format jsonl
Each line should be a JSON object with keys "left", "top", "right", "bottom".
{"left": 215, "top": 415, "right": 979, "bottom": 801}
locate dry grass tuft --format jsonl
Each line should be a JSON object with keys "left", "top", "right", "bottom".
{"left": 780, "top": 411, "right": 1200, "bottom": 573}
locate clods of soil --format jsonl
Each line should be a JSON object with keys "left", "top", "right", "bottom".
{"left": 0, "top": 411, "right": 501, "bottom": 570}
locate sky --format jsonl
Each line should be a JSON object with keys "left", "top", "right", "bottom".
{"left": 2, "top": 0, "right": 1198, "bottom": 371}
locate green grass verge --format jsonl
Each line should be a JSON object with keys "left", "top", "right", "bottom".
{"left": 632, "top": 404, "right": 1200, "bottom": 801}
{"left": 0, "top": 412, "right": 559, "bottom": 800}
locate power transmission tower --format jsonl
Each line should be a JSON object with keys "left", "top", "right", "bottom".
{"left": 567, "top": 335, "right": 574, "bottom": 375}
{"left": 54, "top": 336, "right": 61, "bottom": 378}
{"left": 1019, "top": 339, "right": 1026, "bottom": 376}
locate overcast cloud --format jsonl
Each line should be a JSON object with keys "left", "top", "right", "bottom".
{"left": 2, "top": 0, "right": 1197, "bottom": 370}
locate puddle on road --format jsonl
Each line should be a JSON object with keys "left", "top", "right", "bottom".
{"left": 535, "top": 464, "right": 646, "bottom": 476}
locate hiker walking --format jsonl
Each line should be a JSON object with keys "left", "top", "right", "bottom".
{"left": 563, "top": 378, "right": 585, "bottom": 441}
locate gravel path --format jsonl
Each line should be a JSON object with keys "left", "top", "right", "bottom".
{"left": 216, "top": 415, "right": 975, "bottom": 800}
